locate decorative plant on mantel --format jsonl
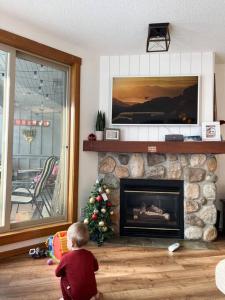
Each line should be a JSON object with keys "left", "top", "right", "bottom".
{"left": 22, "top": 129, "right": 36, "bottom": 143}
{"left": 95, "top": 110, "right": 105, "bottom": 140}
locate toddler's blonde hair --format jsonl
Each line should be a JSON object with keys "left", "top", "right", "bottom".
{"left": 67, "top": 222, "right": 89, "bottom": 248}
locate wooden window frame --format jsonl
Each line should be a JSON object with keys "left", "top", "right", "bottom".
{"left": 0, "top": 29, "right": 81, "bottom": 246}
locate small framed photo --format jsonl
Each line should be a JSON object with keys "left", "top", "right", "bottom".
{"left": 202, "top": 121, "right": 221, "bottom": 141}
{"left": 104, "top": 128, "right": 120, "bottom": 140}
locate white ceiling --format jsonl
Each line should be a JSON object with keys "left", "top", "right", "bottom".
{"left": 0, "top": 0, "right": 225, "bottom": 62}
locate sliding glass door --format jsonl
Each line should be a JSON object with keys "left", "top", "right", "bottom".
{"left": 0, "top": 49, "right": 8, "bottom": 228}
{"left": 0, "top": 45, "right": 15, "bottom": 232}
{"left": 0, "top": 48, "right": 70, "bottom": 232}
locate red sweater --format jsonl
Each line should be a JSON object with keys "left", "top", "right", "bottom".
{"left": 55, "top": 249, "right": 98, "bottom": 300}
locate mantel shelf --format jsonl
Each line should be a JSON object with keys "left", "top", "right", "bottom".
{"left": 83, "top": 140, "right": 225, "bottom": 154}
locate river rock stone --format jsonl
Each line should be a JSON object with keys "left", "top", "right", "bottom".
{"left": 146, "top": 165, "right": 166, "bottom": 179}
{"left": 190, "top": 154, "right": 207, "bottom": 167}
{"left": 198, "top": 205, "right": 217, "bottom": 225}
{"left": 185, "top": 200, "right": 200, "bottom": 213}
{"left": 112, "top": 223, "right": 120, "bottom": 235}
{"left": 185, "top": 183, "right": 200, "bottom": 199}
{"left": 115, "top": 166, "right": 129, "bottom": 178}
{"left": 197, "top": 197, "right": 207, "bottom": 205}
{"left": 118, "top": 154, "right": 130, "bottom": 165}
{"left": 179, "top": 154, "right": 189, "bottom": 167}
{"left": 103, "top": 173, "right": 119, "bottom": 189}
{"left": 110, "top": 206, "right": 120, "bottom": 225}
{"left": 184, "top": 168, "right": 206, "bottom": 183}
{"left": 185, "top": 226, "right": 203, "bottom": 240}
{"left": 130, "top": 154, "right": 144, "bottom": 177}
{"left": 110, "top": 189, "right": 120, "bottom": 206}
{"left": 167, "top": 161, "right": 182, "bottom": 179}
{"left": 203, "top": 226, "right": 217, "bottom": 242}
{"left": 99, "top": 156, "right": 116, "bottom": 173}
{"left": 185, "top": 214, "right": 204, "bottom": 227}
{"left": 203, "top": 183, "right": 216, "bottom": 200}
{"left": 98, "top": 152, "right": 106, "bottom": 160}
{"left": 147, "top": 154, "right": 166, "bottom": 166}
{"left": 206, "top": 172, "right": 218, "bottom": 183}
{"left": 167, "top": 154, "right": 177, "bottom": 161}
{"left": 207, "top": 156, "right": 217, "bottom": 172}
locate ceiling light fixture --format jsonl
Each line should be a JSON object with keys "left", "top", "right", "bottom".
{"left": 146, "top": 23, "right": 170, "bottom": 53}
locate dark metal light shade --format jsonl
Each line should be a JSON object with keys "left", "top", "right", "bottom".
{"left": 146, "top": 23, "right": 170, "bottom": 52}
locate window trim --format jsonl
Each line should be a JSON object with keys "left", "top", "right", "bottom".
{"left": 0, "top": 29, "right": 81, "bottom": 246}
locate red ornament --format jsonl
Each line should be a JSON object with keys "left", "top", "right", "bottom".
{"left": 106, "top": 201, "right": 112, "bottom": 207}
{"left": 96, "top": 195, "right": 103, "bottom": 202}
{"left": 91, "top": 213, "right": 98, "bottom": 221}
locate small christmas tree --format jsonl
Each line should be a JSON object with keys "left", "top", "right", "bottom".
{"left": 83, "top": 179, "right": 114, "bottom": 246}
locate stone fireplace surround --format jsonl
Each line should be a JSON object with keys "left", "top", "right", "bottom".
{"left": 98, "top": 152, "right": 218, "bottom": 242}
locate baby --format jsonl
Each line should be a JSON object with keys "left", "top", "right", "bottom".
{"left": 55, "top": 222, "right": 102, "bottom": 300}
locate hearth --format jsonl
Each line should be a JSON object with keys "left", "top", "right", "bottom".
{"left": 120, "top": 178, "right": 184, "bottom": 239}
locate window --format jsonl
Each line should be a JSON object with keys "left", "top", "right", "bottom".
{"left": 10, "top": 54, "right": 69, "bottom": 228}
{"left": 0, "top": 45, "right": 15, "bottom": 233}
{"left": 0, "top": 49, "right": 8, "bottom": 229}
{"left": 0, "top": 30, "right": 81, "bottom": 241}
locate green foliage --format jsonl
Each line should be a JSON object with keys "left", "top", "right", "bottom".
{"left": 83, "top": 179, "right": 114, "bottom": 246}
{"left": 95, "top": 111, "right": 105, "bottom": 131}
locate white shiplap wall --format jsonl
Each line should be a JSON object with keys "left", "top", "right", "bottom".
{"left": 99, "top": 52, "right": 215, "bottom": 141}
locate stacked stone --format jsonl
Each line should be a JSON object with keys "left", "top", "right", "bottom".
{"left": 98, "top": 152, "right": 218, "bottom": 241}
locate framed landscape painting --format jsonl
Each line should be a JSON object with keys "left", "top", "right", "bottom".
{"left": 111, "top": 76, "right": 199, "bottom": 125}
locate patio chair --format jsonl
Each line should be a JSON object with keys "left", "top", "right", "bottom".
{"left": 11, "top": 156, "right": 57, "bottom": 218}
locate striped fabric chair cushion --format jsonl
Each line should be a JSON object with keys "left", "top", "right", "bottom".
{"left": 34, "top": 156, "right": 57, "bottom": 198}
{"left": 11, "top": 194, "right": 33, "bottom": 203}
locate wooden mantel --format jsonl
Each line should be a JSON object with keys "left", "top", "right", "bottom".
{"left": 83, "top": 140, "right": 225, "bottom": 154}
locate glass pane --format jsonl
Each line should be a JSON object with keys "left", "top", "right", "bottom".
{"left": 0, "top": 50, "right": 8, "bottom": 226}
{"left": 0, "top": 50, "right": 8, "bottom": 227}
{"left": 10, "top": 54, "right": 68, "bottom": 224}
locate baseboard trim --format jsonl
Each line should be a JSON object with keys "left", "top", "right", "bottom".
{"left": 0, "top": 242, "right": 45, "bottom": 260}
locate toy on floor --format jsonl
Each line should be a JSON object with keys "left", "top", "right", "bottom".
{"left": 29, "top": 247, "right": 48, "bottom": 259}
{"left": 168, "top": 242, "right": 180, "bottom": 252}
{"left": 46, "top": 231, "right": 69, "bottom": 262}
{"left": 47, "top": 258, "right": 54, "bottom": 265}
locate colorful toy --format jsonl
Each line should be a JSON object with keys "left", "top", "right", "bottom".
{"left": 47, "top": 258, "right": 54, "bottom": 265}
{"left": 29, "top": 247, "right": 48, "bottom": 259}
{"left": 46, "top": 231, "right": 69, "bottom": 262}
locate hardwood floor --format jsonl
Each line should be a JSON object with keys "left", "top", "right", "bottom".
{"left": 1, "top": 242, "right": 225, "bottom": 300}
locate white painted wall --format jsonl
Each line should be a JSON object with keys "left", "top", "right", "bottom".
{"left": 0, "top": 14, "right": 99, "bottom": 252}
{"left": 99, "top": 52, "right": 215, "bottom": 141}
{"left": 215, "top": 64, "right": 225, "bottom": 212}
{"left": 0, "top": 14, "right": 218, "bottom": 251}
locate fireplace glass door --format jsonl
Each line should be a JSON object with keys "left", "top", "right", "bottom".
{"left": 120, "top": 179, "right": 184, "bottom": 239}
{"left": 125, "top": 190, "right": 180, "bottom": 227}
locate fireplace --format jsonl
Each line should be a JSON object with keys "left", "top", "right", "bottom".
{"left": 120, "top": 178, "right": 184, "bottom": 239}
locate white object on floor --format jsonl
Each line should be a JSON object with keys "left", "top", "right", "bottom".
{"left": 168, "top": 242, "right": 180, "bottom": 252}
{"left": 215, "top": 259, "right": 225, "bottom": 294}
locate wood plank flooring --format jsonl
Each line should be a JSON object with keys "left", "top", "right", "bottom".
{"left": 1, "top": 242, "right": 225, "bottom": 300}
